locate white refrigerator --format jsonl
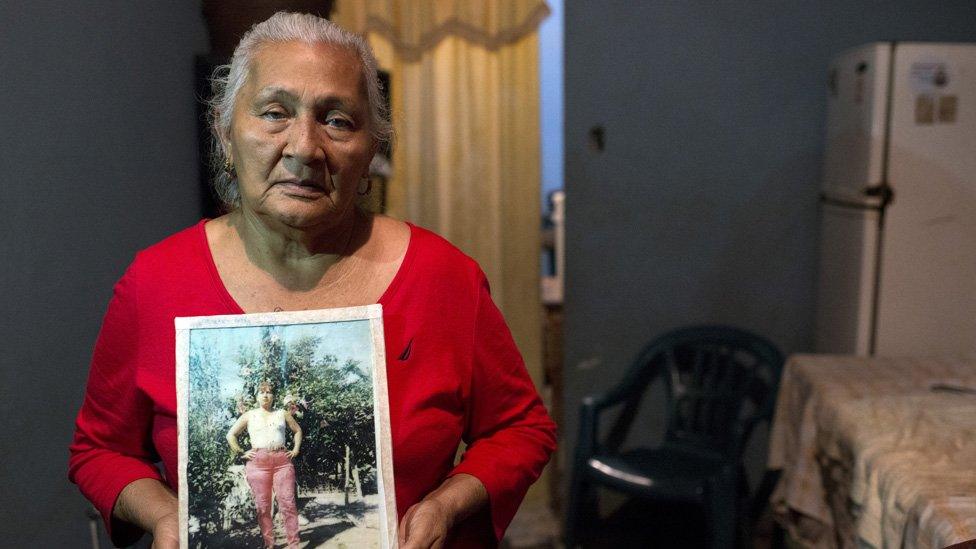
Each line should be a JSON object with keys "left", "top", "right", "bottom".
{"left": 815, "top": 42, "right": 976, "bottom": 357}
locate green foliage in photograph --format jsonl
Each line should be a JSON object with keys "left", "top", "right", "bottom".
{"left": 188, "top": 325, "right": 377, "bottom": 539}
{"left": 229, "top": 327, "right": 375, "bottom": 491}
{"left": 187, "top": 344, "right": 236, "bottom": 535}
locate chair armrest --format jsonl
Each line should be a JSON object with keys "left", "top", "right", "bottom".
{"left": 575, "top": 387, "right": 637, "bottom": 459}
{"left": 575, "top": 346, "right": 664, "bottom": 459}
{"left": 575, "top": 396, "right": 601, "bottom": 462}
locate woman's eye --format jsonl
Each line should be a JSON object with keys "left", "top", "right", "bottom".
{"left": 261, "top": 110, "right": 287, "bottom": 120}
{"left": 325, "top": 116, "right": 353, "bottom": 130}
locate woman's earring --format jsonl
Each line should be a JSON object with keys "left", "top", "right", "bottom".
{"left": 357, "top": 176, "right": 372, "bottom": 196}
{"left": 223, "top": 158, "right": 236, "bottom": 177}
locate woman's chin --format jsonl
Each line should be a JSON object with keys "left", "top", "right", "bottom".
{"left": 262, "top": 198, "right": 349, "bottom": 228}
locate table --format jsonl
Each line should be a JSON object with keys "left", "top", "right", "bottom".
{"left": 768, "top": 354, "right": 976, "bottom": 548}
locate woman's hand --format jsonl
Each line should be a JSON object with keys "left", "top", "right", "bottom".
{"left": 398, "top": 474, "right": 488, "bottom": 549}
{"left": 150, "top": 510, "right": 179, "bottom": 549}
{"left": 242, "top": 449, "right": 257, "bottom": 461}
{"left": 114, "top": 479, "right": 179, "bottom": 549}
{"left": 398, "top": 498, "right": 450, "bottom": 549}
{"left": 285, "top": 411, "right": 303, "bottom": 460}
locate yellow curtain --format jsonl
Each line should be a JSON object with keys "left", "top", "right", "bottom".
{"left": 335, "top": 1, "right": 547, "bottom": 390}
{"left": 335, "top": 0, "right": 550, "bottom": 514}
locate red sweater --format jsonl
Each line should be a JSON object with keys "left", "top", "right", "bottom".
{"left": 69, "top": 220, "right": 556, "bottom": 547}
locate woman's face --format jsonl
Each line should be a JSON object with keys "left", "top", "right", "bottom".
{"left": 256, "top": 387, "right": 274, "bottom": 407}
{"left": 225, "top": 40, "right": 376, "bottom": 228}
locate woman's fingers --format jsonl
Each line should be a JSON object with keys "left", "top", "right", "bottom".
{"left": 150, "top": 510, "right": 179, "bottom": 549}
{"left": 397, "top": 505, "right": 415, "bottom": 545}
{"left": 399, "top": 500, "right": 448, "bottom": 549}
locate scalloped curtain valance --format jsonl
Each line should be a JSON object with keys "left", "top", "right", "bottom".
{"left": 336, "top": 0, "right": 549, "bottom": 61}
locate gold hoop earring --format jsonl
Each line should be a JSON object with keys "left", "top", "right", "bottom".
{"left": 357, "top": 176, "right": 372, "bottom": 196}
{"left": 222, "top": 158, "right": 235, "bottom": 177}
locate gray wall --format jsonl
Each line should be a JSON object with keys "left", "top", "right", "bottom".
{"left": 562, "top": 1, "right": 976, "bottom": 491}
{"left": 0, "top": 2, "right": 207, "bottom": 546}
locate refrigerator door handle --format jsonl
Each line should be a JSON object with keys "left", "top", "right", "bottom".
{"left": 863, "top": 182, "right": 894, "bottom": 204}
{"left": 819, "top": 192, "right": 881, "bottom": 211}
{"left": 819, "top": 182, "right": 894, "bottom": 211}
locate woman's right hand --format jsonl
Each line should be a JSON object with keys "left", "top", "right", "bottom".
{"left": 114, "top": 479, "right": 179, "bottom": 549}
{"left": 151, "top": 510, "right": 179, "bottom": 549}
{"left": 243, "top": 449, "right": 257, "bottom": 461}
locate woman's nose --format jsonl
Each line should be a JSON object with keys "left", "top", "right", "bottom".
{"left": 283, "top": 114, "right": 326, "bottom": 166}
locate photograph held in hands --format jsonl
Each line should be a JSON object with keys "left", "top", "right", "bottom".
{"left": 175, "top": 305, "right": 396, "bottom": 548}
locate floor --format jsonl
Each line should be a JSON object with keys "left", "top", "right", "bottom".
{"left": 505, "top": 498, "right": 712, "bottom": 549}
{"left": 581, "top": 500, "right": 709, "bottom": 548}
{"left": 505, "top": 497, "right": 783, "bottom": 549}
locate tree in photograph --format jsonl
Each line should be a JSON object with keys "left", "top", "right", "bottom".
{"left": 235, "top": 326, "right": 287, "bottom": 401}
{"left": 187, "top": 342, "right": 236, "bottom": 535}
{"left": 227, "top": 328, "right": 377, "bottom": 502}
{"left": 288, "top": 348, "right": 376, "bottom": 499}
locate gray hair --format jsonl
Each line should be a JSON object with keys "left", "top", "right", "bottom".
{"left": 208, "top": 12, "right": 392, "bottom": 208}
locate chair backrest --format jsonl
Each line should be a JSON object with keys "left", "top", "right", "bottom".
{"left": 604, "top": 325, "right": 784, "bottom": 459}
{"left": 660, "top": 326, "right": 783, "bottom": 457}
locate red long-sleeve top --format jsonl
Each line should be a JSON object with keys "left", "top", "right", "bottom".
{"left": 69, "top": 220, "right": 556, "bottom": 547}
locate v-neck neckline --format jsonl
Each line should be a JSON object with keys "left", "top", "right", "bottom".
{"left": 195, "top": 218, "right": 416, "bottom": 315}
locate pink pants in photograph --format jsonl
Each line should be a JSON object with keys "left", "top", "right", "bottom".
{"left": 245, "top": 449, "right": 300, "bottom": 549}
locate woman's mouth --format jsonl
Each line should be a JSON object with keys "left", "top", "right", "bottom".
{"left": 277, "top": 178, "right": 328, "bottom": 198}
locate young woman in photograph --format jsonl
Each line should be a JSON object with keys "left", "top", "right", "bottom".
{"left": 227, "top": 381, "right": 303, "bottom": 549}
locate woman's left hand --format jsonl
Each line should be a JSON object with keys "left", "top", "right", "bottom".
{"left": 150, "top": 509, "right": 180, "bottom": 549}
{"left": 398, "top": 498, "right": 450, "bottom": 549}
{"left": 398, "top": 474, "right": 487, "bottom": 549}
{"left": 287, "top": 448, "right": 300, "bottom": 459}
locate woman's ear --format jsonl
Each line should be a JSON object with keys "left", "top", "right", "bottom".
{"left": 369, "top": 137, "right": 380, "bottom": 160}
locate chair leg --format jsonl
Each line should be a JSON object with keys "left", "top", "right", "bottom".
{"left": 736, "top": 469, "right": 751, "bottom": 548}
{"left": 706, "top": 476, "right": 737, "bottom": 549}
{"left": 565, "top": 474, "right": 596, "bottom": 548}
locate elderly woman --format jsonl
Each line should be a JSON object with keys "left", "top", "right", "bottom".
{"left": 68, "top": 11, "right": 556, "bottom": 549}
{"left": 227, "top": 381, "right": 303, "bottom": 549}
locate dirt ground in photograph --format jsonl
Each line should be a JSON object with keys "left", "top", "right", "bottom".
{"left": 198, "top": 492, "right": 382, "bottom": 548}
{"left": 281, "top": 492, "right": 382, "bottom": 549}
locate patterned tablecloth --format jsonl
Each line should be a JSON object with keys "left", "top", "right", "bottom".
{"left": 767, "top": 354, "right": 976, "bottom": 548}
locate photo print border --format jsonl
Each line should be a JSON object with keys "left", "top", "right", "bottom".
{"left": 175, "top": 304, "right": 396, "bottom": 548}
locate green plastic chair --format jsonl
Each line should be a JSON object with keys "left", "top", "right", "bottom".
{"left": 564, "top": 325, "right": 784, "bottom": 548}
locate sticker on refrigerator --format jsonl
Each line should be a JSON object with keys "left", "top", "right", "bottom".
{"left": 938, "top": 95, "right": 958, "bottom": 124}
{"left": 915, "top": 95, "right": 935, "bottom": 125}
{"left": 910, "top": 62, "right": 949, "bottom": 92}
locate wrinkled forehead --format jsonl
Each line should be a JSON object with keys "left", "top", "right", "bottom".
{"left": 246, "top": 40, "right": 367, "bottom": 98}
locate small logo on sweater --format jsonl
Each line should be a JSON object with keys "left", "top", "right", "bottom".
{"left": 398, "top": 338, "right": 413, "bottom": 361}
